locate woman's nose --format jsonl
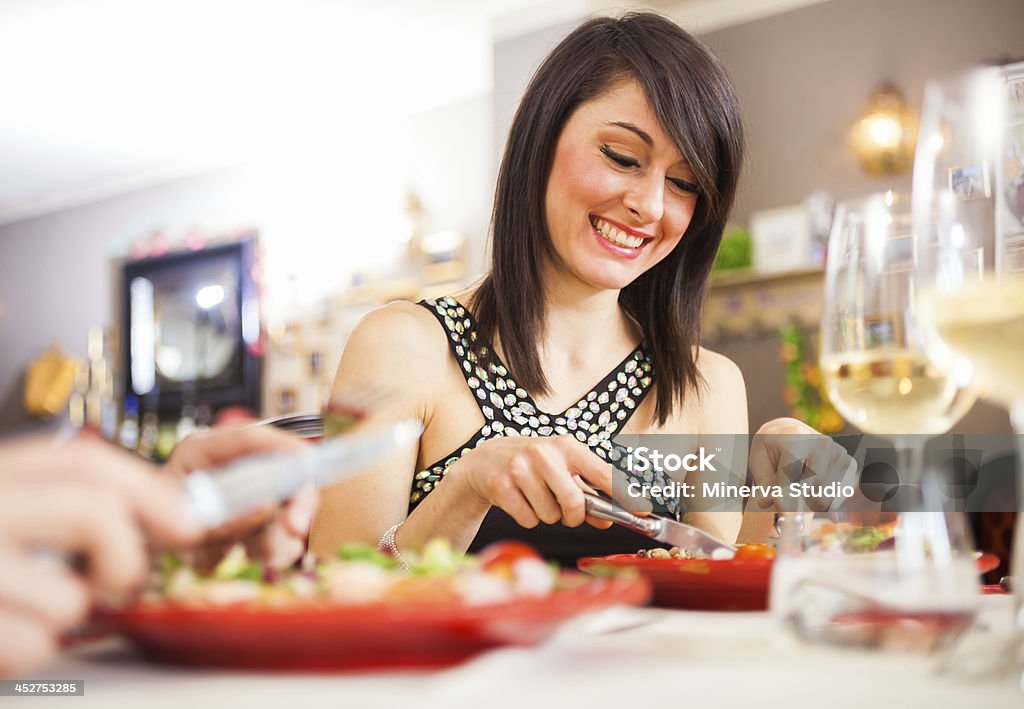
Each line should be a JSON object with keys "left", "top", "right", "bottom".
{"left": 622, "top": 174, "right": 664, "bottom": 225}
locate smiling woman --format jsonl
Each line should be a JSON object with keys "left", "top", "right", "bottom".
{"left": 310, "top": 12, "right": 756, "bottom": 567}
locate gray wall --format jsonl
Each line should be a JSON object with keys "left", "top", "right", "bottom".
{"left": 698, "top": 0, "right": 1021, "bottom": 434}
{"left": 0, "top": 96, "right": 494, "bottom": 433}
{"left": 0, "top": 167, "right": 259, "bottom": 432}
{"left": 701, "top": 0, "right": 1024, "bottom": 225}
{"left": 493, "top": 19, "right": 580, "bottom": 170}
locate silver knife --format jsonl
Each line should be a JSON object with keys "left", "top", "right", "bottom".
{"left": 182, "top": 419, "right": 422, "bottom": 528}
{"left": 584, "top": 492, "right": 736, "bottom": 559}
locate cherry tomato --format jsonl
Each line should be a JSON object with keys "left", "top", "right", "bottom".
{"left": 477, "top": 541, "right": 543, "bottom": 573}
{"left": 732, "top": 543, "right": 777, "bottom": 560}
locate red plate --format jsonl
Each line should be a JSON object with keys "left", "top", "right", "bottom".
{"left": 93, "top": 574, "right": 649, "bottom": 671}
{"left": 578, "top": 555, "right": 772, "bottom": 611}
{"left": 578, "top": 553, "right": 1002, "bottom": 612}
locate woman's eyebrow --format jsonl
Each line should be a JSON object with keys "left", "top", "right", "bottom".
{"left": 606, "top": 121, "right": 652, "bottom": 146}
{"left": 605, "top": 120, "right": 691, "bottom": 167}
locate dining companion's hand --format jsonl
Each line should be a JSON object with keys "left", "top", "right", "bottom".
{"left": 0, "top": 436, "right": 202, "bottom": 678}
{"left": 747, "top": 417, "right": 856, "bottom": 512}
{"left": 165, "top": 425, "right": 318, "bottom": 570}
{"left": 449, "top": 435, "right": 617, "bottom": 530}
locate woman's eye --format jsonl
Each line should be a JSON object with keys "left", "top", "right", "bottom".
{"left": 668, "top": 177, "right": 701, "bottom": 195}
{"left": 600, "top": 144, "right": 639, "bottom": 168}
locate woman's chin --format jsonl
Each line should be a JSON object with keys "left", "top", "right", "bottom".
{"left": 574, "top": 265, "right": 644, "bottom": 291}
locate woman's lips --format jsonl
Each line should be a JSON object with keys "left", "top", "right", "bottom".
{"left": 590, "top": 220, "right": 647, "bottom": 260}
{"left": 589, "top": 217, "right": 651, "bottom": 261}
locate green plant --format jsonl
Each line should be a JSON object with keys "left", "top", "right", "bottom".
{"left": 713, "top": 225, "right": 753, "bottom": 273}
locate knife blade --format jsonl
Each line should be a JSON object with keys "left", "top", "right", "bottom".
{"left": 182, "top": 419, "right": 423, "bottom": 529}
{"left": 583, "top": 492, "right": 736, "bottom": 559}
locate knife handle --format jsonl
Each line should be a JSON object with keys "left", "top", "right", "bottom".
{"left": 583, "top": 492, "right": 661, "bottom": 536}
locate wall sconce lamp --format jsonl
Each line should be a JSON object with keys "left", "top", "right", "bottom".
{"left": 850, "top": 82, "right": 919, "bottom": 176}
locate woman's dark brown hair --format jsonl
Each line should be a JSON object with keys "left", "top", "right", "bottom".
{"left": 473, "top": 11, "right": 745, "bottom": 425}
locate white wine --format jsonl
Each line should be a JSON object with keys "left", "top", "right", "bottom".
{"left": 823, "top": 350, "right": 976, "bottom": 435}
{"left": 920, "top": 277, "right": 1024, "bottom": 410}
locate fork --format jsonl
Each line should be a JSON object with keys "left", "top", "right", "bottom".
{"left": 323, "top": 383, "right": 401, "bottom": 437}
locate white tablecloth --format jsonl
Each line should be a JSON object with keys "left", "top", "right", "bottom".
{"left": 28, "top": 596, "right": 1022, "bottom": 709}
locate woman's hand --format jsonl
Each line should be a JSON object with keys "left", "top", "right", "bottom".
{"left": 165, "top": 425, "right": 317, "bottom": 570}
{"left": 748, "top": 417, "right": 856, "bottom": 512}
{"left": 450, "top": 435, "right": 618, "bottom": 530}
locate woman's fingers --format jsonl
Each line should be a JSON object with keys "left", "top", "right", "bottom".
{"left": 519, "top": 444, "right": 572, "bottom": 525}
{"left": 468, "top": 435, "right": 616, "bottom": 530}
{"left": 544, "top": 470, "right": 587, "bottom": 528}
{"left": 583, "top": 514, "right": 614, "bottom": 530}
{"left": 555, "top": 437, "right": 614, "bottom": 493}
{"left": 489, "top": 477, "right": 541, "bottom": 529}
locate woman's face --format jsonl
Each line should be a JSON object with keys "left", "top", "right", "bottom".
{"left": 543, "top": 79, "right": 700, "bottom": 291}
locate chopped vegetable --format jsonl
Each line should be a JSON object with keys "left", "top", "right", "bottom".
{"left": 336, "top": 544, "right": 398, "bottom": 569}
{"left": 212, "top": 544, "right": 265, "bottom": 581}
{"left": 140, "top": 540, "right": 563, "bottom": 609}
{"left": 732, "top": 544, "right": 777, "bottom": 560}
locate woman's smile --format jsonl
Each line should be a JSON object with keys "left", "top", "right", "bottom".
{"left": 589, "top": 215, "right": 652, "bottom": 259}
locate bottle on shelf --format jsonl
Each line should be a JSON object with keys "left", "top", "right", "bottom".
{"left": 119, "top": 395, "right": 140, "bottom": 451}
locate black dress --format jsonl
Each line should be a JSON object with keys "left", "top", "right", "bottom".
{"left": 409, "top": 297, "right": 677, "bottom": 567}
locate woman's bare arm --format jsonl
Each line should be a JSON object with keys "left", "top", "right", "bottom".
{"left": 309, "top": 302, "right": 457, "bottom": 556}
{"left": 689, "top": 348, "right": 750, "bottom": 543}
{"left": 310, "top": 301, "right": 618, "bottom": 559}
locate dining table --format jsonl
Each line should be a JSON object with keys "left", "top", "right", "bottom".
{"left": 21, "top": 594, "right": 1022, "bottom": 708}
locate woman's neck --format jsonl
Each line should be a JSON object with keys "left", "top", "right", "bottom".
{"left": 538, "top": 270, "right": 640, "bottom": 365}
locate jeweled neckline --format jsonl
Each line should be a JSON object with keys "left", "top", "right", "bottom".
{"left": 434, "top": 296, "right": 649, "bottom": 419}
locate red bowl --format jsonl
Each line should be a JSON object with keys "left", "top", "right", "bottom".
{"left": 578, "top": 555, "right": 772, "bottom": 611}
{"left": 578, "top": 553, "right": 1001, "bottom": 612}
{"left": 93, "top": 574, "right": 650, "bottom": 671}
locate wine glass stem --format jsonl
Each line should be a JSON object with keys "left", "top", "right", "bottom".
{"left": 893, "top": 436, "right": 926, "bottom": 488}
{"left": 1011, "top": 403, "right": 1024, "bottom": 631}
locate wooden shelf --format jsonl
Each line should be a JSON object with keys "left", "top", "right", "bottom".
{"left": 704, "top": 266, "right": 826, "bottom": 342}
{"left": 710, "top": 266, "right": 824, "bottom": 289}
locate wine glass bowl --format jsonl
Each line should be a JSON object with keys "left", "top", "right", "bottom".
{"left": 911, "top": 65, "right": 1024, "bottom": 656}
{"left": 820, "top": 192, "right": 978, "bottom": 437}
{"left": 769, "top": 191, "right": 982, "bottom": 651}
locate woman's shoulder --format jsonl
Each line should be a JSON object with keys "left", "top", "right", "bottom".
{"left": 695, "top": 346, "right": 744, "bottom": 388}
{"left": 343, "top": 300, "right": 453, "bottom": 374}
{"left": 694, "top": 346, "right": 748, "bottom": 434}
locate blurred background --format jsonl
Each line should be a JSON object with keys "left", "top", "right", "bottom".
{"left": 1, "top": 0, "right": 1022, "bottom": 452}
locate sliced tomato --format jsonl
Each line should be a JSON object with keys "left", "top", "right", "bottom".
{"left": 732, "top": 543, "right": 777, "bottom": 560}
{"left": 477, "top": 541, "right": 543, "bottom": 573}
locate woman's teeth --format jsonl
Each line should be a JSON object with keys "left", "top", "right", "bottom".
{"left": 591, "top": 217, "right": 644, "bottom": 249}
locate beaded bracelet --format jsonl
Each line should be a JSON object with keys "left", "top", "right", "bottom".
{"left": 378, "top": 523, "right": 409, "bottom": 571}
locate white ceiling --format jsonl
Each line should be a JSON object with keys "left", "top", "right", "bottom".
{"left": 0, "top": 0, "right": 828, "bottom": 226}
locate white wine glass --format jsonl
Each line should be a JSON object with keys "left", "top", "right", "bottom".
{"left": 912, "top": 65, "right": 1024, "bottom": 664}
{"left": 770, "top": 190, "right": 981, "bottom": 651}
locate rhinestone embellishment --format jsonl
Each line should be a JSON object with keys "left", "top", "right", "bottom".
{"left": 410, "top": 297, "right": 658, "bottom": 512}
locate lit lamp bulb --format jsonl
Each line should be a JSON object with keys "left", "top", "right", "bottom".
{"left": 851, "top": 83, "right": 918, "bottom": 176}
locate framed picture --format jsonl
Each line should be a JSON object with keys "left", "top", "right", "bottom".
{"left": 949, "top": 162, "right": 991, "bottom": 200}
{"left": 863, "top": 314, "right": 904, "bottom": 349}
{"left": 749, "top": 205, "right": 812, "bottom": 273}
{"left": 122, "top": 235, "right": 262, "bottom": 417}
